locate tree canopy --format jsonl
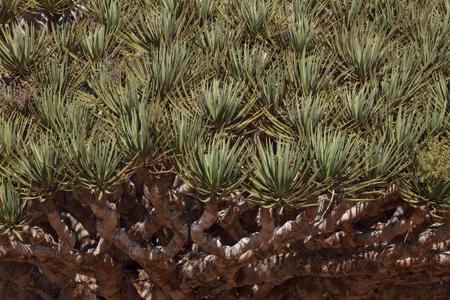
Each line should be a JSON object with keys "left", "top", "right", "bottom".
{"left": 0, "top": 0, "right": 449, "bottom": 299}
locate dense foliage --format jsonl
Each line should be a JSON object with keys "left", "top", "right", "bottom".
{"left": 0, "top": 0, "right": 449, "bottom": 299}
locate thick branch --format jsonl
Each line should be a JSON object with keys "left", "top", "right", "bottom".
{"left": 110, "top": 232, "right": 185, "bottom": 298}
{"left": 109, "top": 228, "right": 186, "bottom": 299}
{"left": 271, "top": 193, "right": 402, "bottom": 251}
{"left": 117, "top": 181, "right": 146, "bottom": 227}
{"left": 217, "top": 196, "right": 252, "bottom": 241}
{"left": 270, "top": 207, "right": 316, "bottom": 246}
{"left": 88, "top": 194, "right": 118, "bottom": 256}
{"left": 190, "top": 201, "right": 225, "bottom": 257}
{"left": 290, "top": 208, "right": 428, "bottom": 252}
{"left": 237, "top": 248, "right": 450, "bottom": 287}
{"left": 21, "top": 225, "right": 56, "bottom": 246}
{"left": 270, "top": 197, "right": 349, "bottom": 249}
{"left": 129, "top": 208, "right": 160, "bottom": 242}
{"left": 418, "top": 222, "right": 450, "bottom": 249}
{"left": 41, "top": 195, "right": 76, "bottom": 255}
{"left": 185, "top": 203, "right": 275, "bottom": 295}
{"left": 80, "top": 183, "right": 187, "bottom": 299}
{"left": 146, "top": 182, "right": 188, "bottom": 257}
{"left": 336, "top": 192, "right": 401, "bottom": 228}
{"left": 190, "top": 201, "right": 275, "bottom": 261}
{"left": 336, "top": 199, "right": 398, "bottom": 246}
{"left": 64, "top": 212, "right": 95, "bottom": 251}
{"left": 162, "top": 198, "right": 189, "bottom": 257}
{"left": 1, "top": 235, "right": 140, "bottom": 300}
{"left": 111, "top": 228, "right": 166, "bottom": 263}
{"left": 356, "top": 208, "right": 427, "bottom": 245}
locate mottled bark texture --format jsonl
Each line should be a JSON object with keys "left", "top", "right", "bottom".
{"left": 1, "top": 173, "right": 449, "bottom": 299}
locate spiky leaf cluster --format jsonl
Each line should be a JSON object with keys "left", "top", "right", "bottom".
{"left": 0, "top": 0, "right": 449, "bottom": 233}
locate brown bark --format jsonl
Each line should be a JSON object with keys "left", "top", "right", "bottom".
{"left": 237, "top": 248, "right": 450, "bottom": 287}
{"left": 0, "top": 229, "right": 140, "bottom": 300}
{"left": 217, "top": 197, "right": 253, "bottom": 242}
{"left": 418, "top": 222, "right": 450, "bottom": 248}
{"left": 2, "top": 180, "right": 450, "bottom": 300}
{"left": 89, "top": 197, "right": 118, "bottom": 256}
{"left": 41, "top": 193, "right": 76, "bottom": 255}
{"left": 83, "top": 185, "right": 188, "bottom": 299}
{"left": 355, "top": 208, "right": 427, "bottom": 244}
{"left": 129, "top": 208, "right": 160, "bottom": 243}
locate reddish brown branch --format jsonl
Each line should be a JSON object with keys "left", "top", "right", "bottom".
{"left": 237, "top": 247, "right": 450, "bottom": 287}
{"left": 418, "top": 222, "right": 450, "bottom": 249}
{"left": 217, "top": 197, "right": 252, "bottom": 242}
{"left": 129, "top": 208, "right": 160, "bottom": 242}
{"left": 41, "top": 194, "right": 76, "bottom": 255}
{"left": 88, "top": 194, "right": 118, "bottom": 256}
{"left": 356, "top": 208, "right": 427, "bottom": 245}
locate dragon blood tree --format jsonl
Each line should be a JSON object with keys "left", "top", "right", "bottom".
{"left": 0, "top": 0, "right": 449, "bottom": 299}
